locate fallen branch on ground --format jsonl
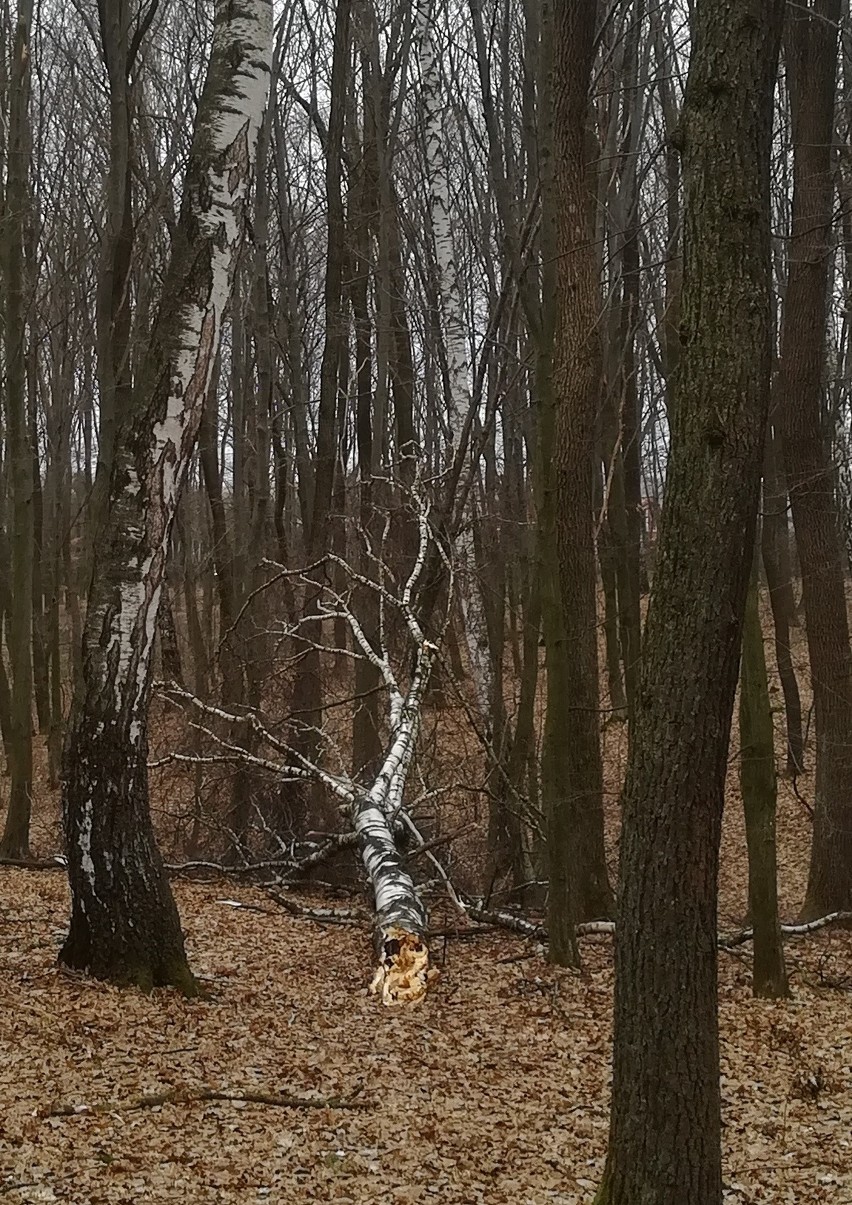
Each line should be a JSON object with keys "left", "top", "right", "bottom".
{"left": 215, "top": 899, "right": 277, "bottom": 915}
{"left": 0, "top": 857, "right": 67, "bottom": 870}
{"left": 465, "top": 905, "right": 851, "bottom": 950}
{"left": 42, "top": 1084, "right": 367, "bottom": 1117}
{"left": 264, "top": 891, "right": 367, "bottom": 925}
{"left": 720, "top": 911, "right": 852, "bottom": 948}
{"left": 164, "top": 835, "right": 359, "bottom": 880}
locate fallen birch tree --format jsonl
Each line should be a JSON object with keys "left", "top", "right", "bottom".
{"left": 158, "top": 486, "right": 450, "bottom": 1004}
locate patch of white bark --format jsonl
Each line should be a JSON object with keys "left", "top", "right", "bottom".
{"left": 103, "top": 0, "right": 273, "bottom": 728}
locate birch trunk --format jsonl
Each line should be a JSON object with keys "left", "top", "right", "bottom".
{"left": 61, "top": 0, "right": 272, "bottom": 992}
{"left": 415, "top": 0, "right": 493, "bottom": 722}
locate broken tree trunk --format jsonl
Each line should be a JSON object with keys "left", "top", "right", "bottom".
{"left": 169, "top": 494, "right": 446, "bottom": 1002}
{"left": 358, "top": 636, "right": 437, "bottom": 1005}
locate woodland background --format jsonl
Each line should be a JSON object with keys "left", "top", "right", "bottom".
{"left": 1, "top": 0, "right": 852, "bottom": 1201}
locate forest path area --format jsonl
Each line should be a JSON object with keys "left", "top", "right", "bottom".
{"left": 1, "top": 825, "right": 851, "bottom": 1205}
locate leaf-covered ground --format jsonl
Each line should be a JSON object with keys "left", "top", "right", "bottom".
{"left": 1, "top": 781, "right": 851, "bottom": 1205}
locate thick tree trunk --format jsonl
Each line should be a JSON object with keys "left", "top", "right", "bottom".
{"left": 596, "top": 1, "right": 783, "bottom": 1200}
{"left": 739, "top": 563, "right": 789, "bottom": 999}
{"left": 61, "top": 0, "right": 272, "bottom": 991}
{"left": 778, "top": 0, "right": 852, "bottom": 918}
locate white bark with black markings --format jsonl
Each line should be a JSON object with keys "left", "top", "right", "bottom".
{"left": 414, "top": 0, "right": 492, "bottom": 720}
{"left": 61, "top": 0, "right": 272, "bottom": 991}
{"left": 161, "top": 495, "right": 446, "bottom": 1002}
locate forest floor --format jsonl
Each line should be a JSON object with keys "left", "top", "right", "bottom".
{"left": 1, "top": 775, "right": 851, "bottom": 1205}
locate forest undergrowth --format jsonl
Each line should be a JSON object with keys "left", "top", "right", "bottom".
{"left": 2, "top": 766, "right": 850, "bottom": 1204}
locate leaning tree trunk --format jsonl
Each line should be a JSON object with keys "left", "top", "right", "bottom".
{"left": 595, "top": 0, "right": 784, "bottom": 1200}
{"left": 61, "top": 0, "right": 272, "bottom": 991}
{"left": 778, "top": 0, "right": 852, "bottom": 919}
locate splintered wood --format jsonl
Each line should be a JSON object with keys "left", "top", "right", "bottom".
{"left": 369, "top": 926, "right": 438, "bottom": 1005}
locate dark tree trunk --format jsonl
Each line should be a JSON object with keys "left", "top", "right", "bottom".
{"left": 0, "top": 0, "right": 35, "bottom": 859}
{"left": 740, "top": 561, "right": 789, "bottom": 999}
{"left": 288, "top": 0, "right": 351, "bottom": 833}
{"left": 597, "top": 469, "right": 628, "bottom": 717}
{"left": 778, "top": 0, "right": 852, "bottom": 918}
{"left": 596, "top": 1, "right": 784, "bottom": 1199}
{"left": 350, "top": 65, "right": 383, "bottom": 781}
{"left": 761, "top": 418, "right": 805, "bottom": 776}
{"left": 551, "top": 0, "right": 613, "bottom": 941}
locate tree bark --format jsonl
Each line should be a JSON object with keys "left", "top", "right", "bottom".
{"left": 551, "top": 0, "right": 613, "bottom": 948}
{"left": 596, "top": 0, "right": 784, "bottom": 1199}
{"left": 761, "top": 417, "right": 804, "bottom": 776}
{"left": 61, "top": 0, "right": 272, "bottom": 991}
{"left": 739, "top": 561, "right": 789, "bottom": 999}
{"left": 778, "top": 0, "right": 852, "bottom": 918}
{"left": 0, "top": 0, "right": 35, "bottom": 859}
{"left": 287, "top": 0, "right": 350, "bottom": 833}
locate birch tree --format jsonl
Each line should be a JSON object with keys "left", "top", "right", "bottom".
{"left": 415, "top": 0, "right": 493, "bottom": 721}
{"left": 60, "top": 0, "right": 272, "bottom": 991}
{"left": 163, "top": 487, "right": 448, "bottom": 1004}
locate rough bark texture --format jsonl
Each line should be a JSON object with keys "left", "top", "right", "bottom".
{"left": 551, "top": 0, "right": 613, "bottom": 944}
{"left": 739, "top": 565, "right": 789, "bottom": 999}
{"left": 61, "top": 0, "right": 272, "bottom": 991}
{"left": 778, "top": 0, "right": 852, "bottom": 918}
{"left": 596, "top": 1, "right": 784, "bottom": 1200}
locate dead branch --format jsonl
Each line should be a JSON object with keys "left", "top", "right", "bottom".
{"left": 0, "top": 857, "right": 67, "bottom": 870}
{"left": 42, "top": 1084, "right": 368, "bottom": 1117}
{"left": 215, "top": 899, "right": 277, "bottom": 915}
{"left": 720, "top": 911, "right": 852, "bottom": 948}
{"left": 264, "top": 890, "right": 367, "bottom": 925}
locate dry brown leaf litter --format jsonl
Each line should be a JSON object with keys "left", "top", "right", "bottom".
{"left": 2, "top": 808, "right": 851, "bottom": 1205}
{"left": 1, "top": 608, "right": 849, "bottom": 1203}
